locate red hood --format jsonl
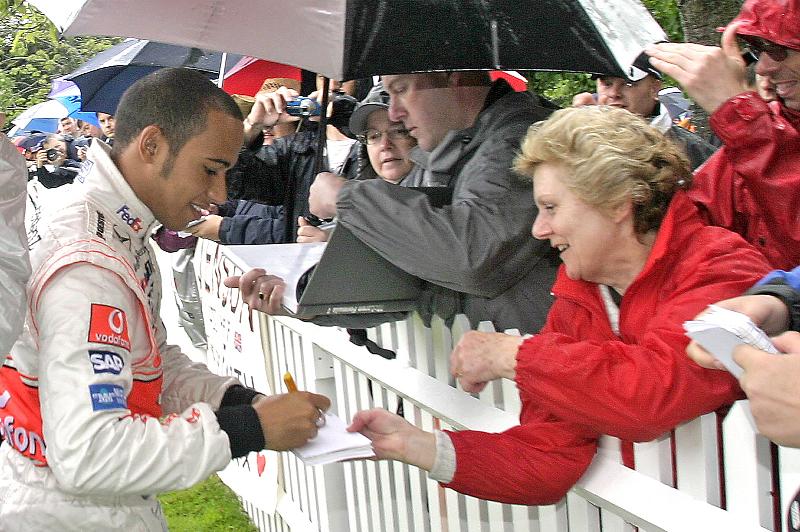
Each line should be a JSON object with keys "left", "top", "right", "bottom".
{"left": 731, "top": 0, "right": 800, "bottom": 50}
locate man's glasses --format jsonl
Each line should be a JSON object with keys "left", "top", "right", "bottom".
{"left": 740, "top": 35, "right": 791, "bottom": 63}
{"left": 359, "top": 127, "right": 412, "bottom": 145}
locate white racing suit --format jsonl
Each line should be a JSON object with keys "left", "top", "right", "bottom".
{"left": 0, "top": 141, "right": 239, "bottom": 530}
{"left": 0, "top": 133, "right": 30, "bottom": 362}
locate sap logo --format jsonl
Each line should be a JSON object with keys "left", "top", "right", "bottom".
{"left": 89, "top": 383, "right": 127, "bottom": 411}
{"left": 89, "top": 350, "right": 125, "bottom": 375}
{"left": 88, "top": 304, "right": 131, "bottom": 351}
{"left": 116, "top": 205, "right": 143, "bottom": 232}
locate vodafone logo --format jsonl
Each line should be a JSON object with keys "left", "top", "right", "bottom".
{"left": 108, "top": 309, "right": 125, "bottom": 334}
{"left": 88, "top": 304, "right": 131, "bottom": 351}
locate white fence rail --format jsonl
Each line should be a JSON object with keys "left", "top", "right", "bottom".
{"left": 183, "top": 241, "right": 798, "bottom": 532}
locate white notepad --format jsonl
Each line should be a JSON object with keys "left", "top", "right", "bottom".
{"left": 683, "top": 305, "right": 779, "bottom": 378}
{"left": 292, "top": 413, "right": 375, "bottom": 466}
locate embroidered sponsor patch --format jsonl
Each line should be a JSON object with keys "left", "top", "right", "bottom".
{"left": 76, "top": 159, "right": 93, "bottom": 183}
{"left": 87, "top": 304, "right": 131, "bottom": 351}
{"left": 116, "top": 204, "right": 143, "bottom": 232}
{"left": 88, "top": 349, "right": 125, "bottom": 375}
{"left": 89, "top": 383, "right": 127, "bottom": 411}
{"left": 86, "top": 208, "right": 109, "bottom": 241}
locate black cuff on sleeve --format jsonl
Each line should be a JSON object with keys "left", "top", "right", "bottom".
{"left": 746, "top": 283, "right": 800, "bottom": 333}
{"left": 219, "top": 385, "right": 262, "bottom": 408}
{"left": 215, "top": 404, "right": 265, "bottom": 458}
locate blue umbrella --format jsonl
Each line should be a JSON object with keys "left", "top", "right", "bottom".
{"left": 60, "top": 38, "right": 241, "bottom": 114}
{"left": 11, "top": 100, "right": 69, "bottom": 133}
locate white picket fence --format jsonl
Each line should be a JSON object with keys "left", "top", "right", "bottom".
{"left": 178, "top": 242, "right": 800, "bottom": 532}
{"left": 237, "top": 311, "right": 794, "bottom": 532}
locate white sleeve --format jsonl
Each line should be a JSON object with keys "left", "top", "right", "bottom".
{"left": 155, "top": 322, "right": 238, "bottom": 413}
{"left": 0, "top": 134, "right": 30, "bottom": 358}
{"left": 38, "top": 263, "right": 232, "bottom": 496}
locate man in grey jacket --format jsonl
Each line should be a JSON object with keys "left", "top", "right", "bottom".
{"left": 237, "top": 72, "right": 559, "bottom": 333}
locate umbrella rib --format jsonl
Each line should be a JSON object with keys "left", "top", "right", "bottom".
{"left": 491, "top": 20, "right": 500, "bottom": 69}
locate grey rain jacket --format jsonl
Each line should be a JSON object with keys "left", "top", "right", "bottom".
{"left": 335, "top": 80, "right": 560, "bottom": 333}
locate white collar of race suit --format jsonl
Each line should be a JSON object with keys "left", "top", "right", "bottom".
{"left": 77, "top": 140, "right": 160, "bottom": 242}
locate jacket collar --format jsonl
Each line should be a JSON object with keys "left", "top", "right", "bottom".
{"left": 77, "top": 140, "right": 160, "bottom": 241}
{"left": 409, "top": 80, "right": 536, "bottom": 179}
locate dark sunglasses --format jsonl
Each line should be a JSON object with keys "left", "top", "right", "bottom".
{"left": 739, "top": 35, "right": 790, "bottom": 63}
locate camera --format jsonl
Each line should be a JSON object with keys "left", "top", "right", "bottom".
{"left": 285, "top": 97, "right": 321, "bottom": 117}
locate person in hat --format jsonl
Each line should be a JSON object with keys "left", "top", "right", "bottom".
{"left": 188, "top": 76, "right": 360, "bottom": 245}
{"left": 295, "top": 83, "right": 421, "bottom": 243}
{"left": 574, "top": 62, "right": 717, "bottom": 170}
{"left": 646, "top": 0, "right": 800, "bottom": 270}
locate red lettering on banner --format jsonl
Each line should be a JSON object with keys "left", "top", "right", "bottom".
{"left": 88, "top": 304, "right": 131, "bottom": 351}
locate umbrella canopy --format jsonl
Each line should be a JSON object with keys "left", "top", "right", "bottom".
{"left": 59, "top": 38, "right": 242, "bottom": 114}
{"left": 11, "top": 100, "right": 69, "bottom": 133}
{"left": 30, "top": 0, "right": 666, "bottom": 80}
{"left": 222, "top": 57, "right": 302, "bottom": 97}
{"left": 47, "top": 81, "right": 101, "bottom": 127}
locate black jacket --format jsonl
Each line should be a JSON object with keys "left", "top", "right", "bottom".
{"left": 223, "top": 125, "right": 359, "bottom": 244}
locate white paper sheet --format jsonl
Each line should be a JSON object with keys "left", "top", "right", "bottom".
{"left": 292, "top": 412, "right": 375, "bottom": 466}
{"left": 223, "top": 242, "right": 326, "bottom": 313}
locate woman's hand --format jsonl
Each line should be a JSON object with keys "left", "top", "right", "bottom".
{"left": 348, "top": 408, "right": 437, "bottom": 470}
{"left": 450, "top": 331, "right": 524, "bottom": 393}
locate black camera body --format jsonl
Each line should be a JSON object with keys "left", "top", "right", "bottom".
{"left": 30, "top": 143, "right": 61, "bottom": 162}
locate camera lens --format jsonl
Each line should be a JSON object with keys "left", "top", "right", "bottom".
{"left": 46, "top": 148, "right": 60, "bottom": 161}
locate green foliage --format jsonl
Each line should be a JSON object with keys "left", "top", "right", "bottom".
{"left": 159, "top": 475, "right": 257, "bottom": 532}
{"left": 0, "top": 2, "right": 120, "bottom": 125}
{"left": 642, "top": 0, "right": 684, "bottom": 43}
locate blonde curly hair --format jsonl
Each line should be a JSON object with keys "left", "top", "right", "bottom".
{"left": 513, "top": 106, "right": 692, "bottom": 236}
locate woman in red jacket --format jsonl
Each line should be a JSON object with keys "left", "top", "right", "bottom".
{"left": 349, "top": 106, "right": 773, "bottom": 505}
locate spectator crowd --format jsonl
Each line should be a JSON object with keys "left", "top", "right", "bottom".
{"left": 1, "top": 0, "right": 799, "bottom": 528}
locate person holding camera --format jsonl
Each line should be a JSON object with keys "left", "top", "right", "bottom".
{"left": 30, "top": 134, "right": 78, "bottom": 189}
{"left": 189, "top": 76, "right": 361, "bottom": 245}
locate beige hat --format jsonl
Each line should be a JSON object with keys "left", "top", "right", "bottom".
{"left": 231, "top": 94, "right": 255, "bottom": 117}
{"left": 258, "top": 77, "right": 302, "bottom": 94}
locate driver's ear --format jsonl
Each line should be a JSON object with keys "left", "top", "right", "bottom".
{"left": 138, "top": 125, "right": 164, "bottom": 163}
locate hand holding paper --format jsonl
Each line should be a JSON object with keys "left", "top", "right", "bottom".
{"left": 282, "top": 372, "right": 374, "bottom": 465}
{"left": 684, "top": 305, "right": 780, "bottom": 378}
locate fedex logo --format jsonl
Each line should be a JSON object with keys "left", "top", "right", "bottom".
{"left": 116, "top": 205, "right": 142, "bottom": 232}
{"left": 88, "top": 304, "right": 131, "bottom": 351}
{"left": 89, "top": 349, "right": 125, "bottom": 375}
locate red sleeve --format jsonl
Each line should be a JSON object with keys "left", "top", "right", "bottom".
{"left": 689, "top": 93, "right": 800, "bottom": 269}
{"left": 443, "top": 405, "right": 596, "bottom": 505}
{"left": 514, "top": 239, "right": 768, "bottom": 442}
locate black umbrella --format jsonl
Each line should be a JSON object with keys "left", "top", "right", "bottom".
{"left": 32, "top": 0, "right": 666, "bottom": 80}
{"left": 61, "top": 39, "right": 242, "bottom": 114}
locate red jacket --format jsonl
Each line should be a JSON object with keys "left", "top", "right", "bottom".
{"left": 689, "top": 92, "right": 800, "bottom": 270}
{"left": 443, "top": 193, "right": 771, "bottom": 505}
